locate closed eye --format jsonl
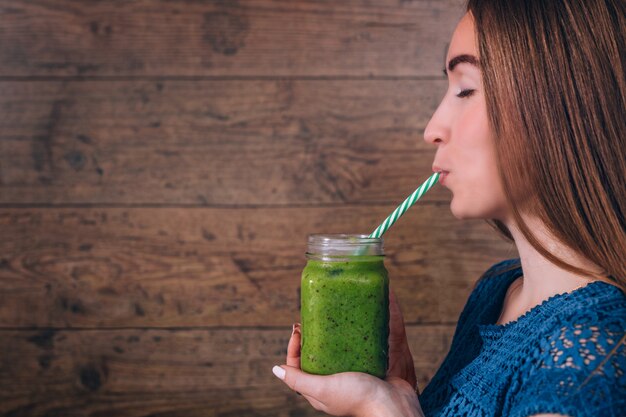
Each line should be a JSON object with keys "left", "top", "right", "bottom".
{"left": 456, "top": 89, "right": 475, "bottom": 98}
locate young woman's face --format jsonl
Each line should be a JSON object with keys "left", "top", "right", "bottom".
{"left": 424, "top": 13, "right": 509, "bottom": 222}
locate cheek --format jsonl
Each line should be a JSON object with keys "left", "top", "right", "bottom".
{"left": 457, "top": 104, "right": 498, "bottom": 182}
{"left": 450, "top": 102, "right": 507, "bottom": 218}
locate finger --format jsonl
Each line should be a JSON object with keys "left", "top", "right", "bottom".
{"left": 389, "top": 288, "right": 408, "bottom": 344}
{"left": 387, "top": 289, "right": 417, "bottom": 387}
{"left": 301, "top": 393, "right": 328, "bottom": 413}
{"left": 286, "top": 323, "right": 301, "bottom": 368}
{"left": 389, "top": 288, "right": 405, "bottom": 324}
{"left": 272, "top": 364, "right": 325, "bottom": 400}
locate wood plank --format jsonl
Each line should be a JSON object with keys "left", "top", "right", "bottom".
{"left": 0, "top": 207, "right": 517, "bottom": 327}
{"left": 0, "top": 325, "right": 454, "bottom": 416}
{"left": 0, "top": 0, "right": 464, "bottom": 77}
{"left": 0, "top": 79, "right": 451, "bottom": 205}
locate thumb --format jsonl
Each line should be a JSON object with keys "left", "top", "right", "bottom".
{"left": 272, "top": 365, "right": 325, "bottom": 399}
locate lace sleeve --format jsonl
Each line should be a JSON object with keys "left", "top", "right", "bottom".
{"left": 507, "top": 316, "right": 626, "bottom": 417}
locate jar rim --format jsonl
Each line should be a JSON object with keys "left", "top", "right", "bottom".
{"left": 306, "top": 234, "right": 384, "bottom": 257}
{"left": 308, "top": 233, "right": 381, "bottom": 242}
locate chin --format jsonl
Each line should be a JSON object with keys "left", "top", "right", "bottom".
{"left": 449, "top": 199, "right": 471, "bottom": 219}
{"left": 450, "top": 205, "right": 476, "bottom": 220}
{"left": 449, "top": 197, "right": 499, "bottom": 221}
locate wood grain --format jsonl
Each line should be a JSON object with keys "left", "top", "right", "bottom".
{"left": 0, "top": 1, "right": 502, "bottom": 415}
{"left": 0, "top": 206, "right": 517, "bottom": 328}
{"left": 0, "top": 325, "right": 454, "bottom": 416}
{"left": 0, "top": 0, "right": 464, "bottom": 77}
{"left": 0, "top": 79, "right": 453, "bottom": 205}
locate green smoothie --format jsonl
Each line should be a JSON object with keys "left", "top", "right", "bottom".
{"left": 300, "top": 257, "right": 389, "bottom": 378}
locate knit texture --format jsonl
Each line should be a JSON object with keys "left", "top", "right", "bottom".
{"left": 419, "top": 258, "right": 626, "bottom": 417}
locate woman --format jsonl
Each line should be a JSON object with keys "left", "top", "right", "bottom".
{"left": 272, "top": 0, "right": 626, "bottom": 415}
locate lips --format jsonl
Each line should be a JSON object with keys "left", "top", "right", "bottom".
{"left": 432, "top": 165, "right": 450, "bottom": 186}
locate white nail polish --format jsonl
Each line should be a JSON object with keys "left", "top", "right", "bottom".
{"left": 272, "top": 365, "right": 286, "bottom": 380}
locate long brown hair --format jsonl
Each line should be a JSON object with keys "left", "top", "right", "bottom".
{"left": 466, "top": 0, "right": 626, "bottom": 290}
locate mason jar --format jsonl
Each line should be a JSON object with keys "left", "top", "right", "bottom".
{"left": 300, "top": 234, "right": 389, "bottom": 378}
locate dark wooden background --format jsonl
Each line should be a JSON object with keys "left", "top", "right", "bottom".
{"left": 0, "top": 1, "right": 518, "bottom": 416}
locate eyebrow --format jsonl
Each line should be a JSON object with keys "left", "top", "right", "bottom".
{"left": 442, "top": 54, "right": 480, "bottom": 76}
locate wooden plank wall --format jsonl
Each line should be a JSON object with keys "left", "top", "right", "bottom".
{"left": 0, "top": 1, "right": 518, "bottom": 415}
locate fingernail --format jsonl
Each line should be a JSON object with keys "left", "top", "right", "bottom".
{"left": 272, "top": 365, "right": 286, "bottom": 380}
{"left": 293, "top": 323, "right": 301, "bottom": 335}
{"left": 291, "top": 324, "right": 297, "bottom": 336}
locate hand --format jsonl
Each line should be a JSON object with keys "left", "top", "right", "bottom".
{"left": 272, "top": 288, "right": 424, "bottom": 417}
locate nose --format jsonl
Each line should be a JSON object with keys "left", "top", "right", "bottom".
{"left": 423, "top": 103, "right": 450, "bottom": 146}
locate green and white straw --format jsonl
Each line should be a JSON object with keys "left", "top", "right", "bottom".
{"left": 369, "top": 172, "right": 440, "bottom": 239}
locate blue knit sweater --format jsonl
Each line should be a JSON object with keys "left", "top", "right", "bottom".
{"left": 419, "top": 259, "right": 626, "bottom": 417}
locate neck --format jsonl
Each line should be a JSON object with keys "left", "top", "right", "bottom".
{"left": 503, "top": 215, "right": 609, "bottom": 305}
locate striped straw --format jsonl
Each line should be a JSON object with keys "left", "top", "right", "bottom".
{"left": 369, "top": 172, "right": 440, "bottom": 239}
